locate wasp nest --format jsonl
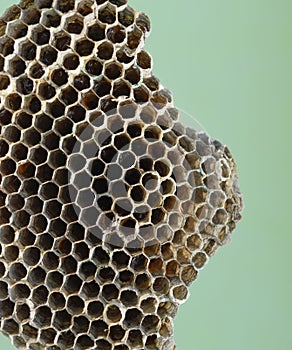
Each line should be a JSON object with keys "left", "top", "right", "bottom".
{"left": 0, "top": 0, "right": 243, "bottom": 349}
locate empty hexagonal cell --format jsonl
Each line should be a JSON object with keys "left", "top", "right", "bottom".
{"left": 65, "top": 14, "right": 84, "bottom": 34}
{"left": 118, "top": 6, "right": 135, "bottom": 27}
{"left": 54, "top": 31, "right": 72, "bottom": 51}
{"left": 74, "top": 74, "right": 90, "bottom": 91}
{"left": 19, "top": 40, "right": 37, "bottom": 60}
{"left": 81, "top": 281, "right": 100, "bottom": 300}
{"left": 15, "top": 112, "right": 33, "bottom": 129}
{"left": 192, "top": 251, "right": 208, "bottom": 269}
{"left": 67, "top": 295, "right": 85, "bottom": 315}
{"left": 4, "top": 245, "right": 19, "bottom": 263}
{"left": 140, "top": 104, "right": 157, "bottom": 124}
{"left": 75, "top": 38, "right": 95, "bottom": 57}
{"left": 5, "top": 94, "right": 22, "bottom": 112}
{"left": 124, "top": 307, "right": 143, "bottom": 328}
{"left": 113, "top": 79, "right": 131, "bottom": 98}
{"left": 41, "top": 9, "right": 61, "bottom": 27}
{"left": 39, "top": 328, "right": 56, "bottom": 345}
{"left": 152, "top": 277, "right": 169, "bottom": 296}
{"left": 0, "top": 74, "right": 10, "bottom": 90}
{"left": 0, "top": 109, "right": 12, "bottom": 126}
{"left": 105, "top": 61, "right": 123, "bottom": 80}
{"left": 16, "top": 163, "right": 35, "bottom": 182}
{"left": 21, "top": 7, "right": 41, "bottom": 25}
{"left": 15, "top": 303, "right": 30, "bottom": 322}
{"left": 102, "top": 283, "right": 119, "bottom": 301}
{"left": 56, "top": 0, "right": 75, "bottom": 13}
{"left": 107, "top": 25, "right": 126, "bottom": 43}
{"left": 97, "top": 41, "right": 114, "bottom": 60}
{"left": 105, "top": 304, "right": 122, "bottom": 323}
{"left": 2, "top": 175, "right": 21, "bottom": 195}
{"left": 63, "top": 53, "right": 80, "bottom": 70}
{"left": 98, "top": 3, "right": 116, "bottom": 24}
{"left": 27, "top": 96, "right": 42, "bottom": 114}
{"left": 31, "top": 24, "right": 50, "bottom": 45}
{"left": 1, "top": 319, "right": 19, "bottom": 336}
{"left": 89, "top": 320, "right": 108, "bottom": 340}
{"left": 0, "top": 37, "right": 14, "bottom": 57}
{"left": 7, "top": 20, "right": 28, "bottom": 39}
{"left": 22, "top": 246, "right": 41, "bottom": 266}
{"left": 79, "top": 261, "right": 97, "bottom": 281}
{"left": 127, "top": 26, "right": 143, "bottom": 50}
{"left": 100, "top": 96, "right": 118, "bottom": 115}
{"left": 136, "top": 11, "right": 151, "bottom": 33}
{"left": 82, "top": 91, "right": 99, "bottom": 110}
{"left": 40, "top": 45, "right": 58, "bottom": 66}
{"left": 51, "top": 68, "right": 69, "bottom": 86}
{"left": 87, "top": 22, "right": 105, "bottom": 41}
{"left": 18, "top": 228, "right": 35, "bottom": 248}
{"left": 87, "top": 300, "right": 104, "bottom": 319}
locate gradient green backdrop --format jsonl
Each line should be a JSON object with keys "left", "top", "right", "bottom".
{"left": 1, "top": 0, "right": 291, "bottom": 349}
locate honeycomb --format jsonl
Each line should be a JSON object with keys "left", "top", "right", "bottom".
{"left": 0, "top": 1, "right": 243, "bottom": 349}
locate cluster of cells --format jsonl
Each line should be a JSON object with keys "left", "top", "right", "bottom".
{"left": 0, "top": 0, "right": 243, "bottom": 349}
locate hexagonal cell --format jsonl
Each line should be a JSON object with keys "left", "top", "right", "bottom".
{"left": 63, "top": 53, "right": 80, "bottom": 70}
{"left": 82, "top": 91, "right": 99, "bottom": 110}
{"left": 27, "top": 96, "right": 42, "bottom": 114}
{"left": 7, "top": 20, "right": 28, "bottom": 39}
{"left": 105, "top": 304, "right": 122, "bottom": 323}
{"left": 19, "top": 40, "right": 37, "bottom": 61}
{"left": 0, "top": 37, "right": 14, "bottom": 57}
{"left": 113, "top": 79, "right": 131, "bottom": 98}
{"left": 67, "top": 295, "right": 85, "bottom": 315}
{"left": 0, "top": 109, "right": 12, "bottom": 126}
{"left": 137, "top": 50, "right": 152, "bottom": 70}
{"left": 127, "top": 26, "right": 143, "bottom": 50}
{"left": 74, "top": 74, "right": 90, "bottom": 90}
{"left": 65, "top": 14, "right": 84, "bottom": 34}
{"left": 56, "top": 0, "right": 75, "bottom": 13}
{"left": 41, "top": 9, "right": 61, "bottom": 27}
{"left": 21, "top": 7, "right": 41, "bottom": 25}
{"left": 89, "top": 320, "right": 108, "bottom": 340}
{"left": 136, "top": 11, "right": 151, "bottom": 33}
{"left": 79, "top": 261, "right": 97, "bottom": 281}
{"left": 172, "top": 285, "right": 188, "bottom": 302}
{"left": 143, "top": 76, "right": 160, "bottom": 92}
{"left": 51, "top": 68, "right": 69, "bottom": 86}
{"left": 81, "top": 281, "right": 100, "bottom": 300}
{"left": 53, "top": 31, "right": 71, "bottom": 51}
{"left": 40, "top": 46, "right": 58, "bottom": 66}
{"left": 75, "top": 38, "right": 95, "bottom": 57}
{"left": 60, "top": 86, "right": 79, "bottom": 106}
{"left": 87, "top": 300, "right": 104, "bottom": 319}
{"left": 107, "top": 25, "right": 126, "bottom": 44}
{"left": 140, "top": 104, "right": 157, "bottom": 124}
{"left": 0, "top": 74, "right": 10, "bottom": 90}
{"left": 5, "top": 94, "right": 22, "bottom": 112}
{"left": 118, "top": 6, "right": 135, "bottom": 27}
{"left": 124, "top": 307, "right": 143, "bottom": 328}
{"left": 97, "top": 41, "right": 114, "bottom": 60}
{"left": 125, "top": 65, "right": 141, "bottom": 85}
{"left": 105, "top": 61, "right": 123, "bottom": 80}
{"left": 30, "top": 24, "right": 50, "bottom": 45}
{"left": 76, "top": 0, "right": 94, "bottom": 16}
{"left": 98, "top": 3, "right": 116, "bottom": 24}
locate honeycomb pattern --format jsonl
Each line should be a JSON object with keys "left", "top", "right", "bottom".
{"left": 0, "top": 1, "right": 243, "bottom": 349}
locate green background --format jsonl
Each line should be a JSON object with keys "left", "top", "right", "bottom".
{"left": 1, "top": 0, "right": 291, "bottom": 349}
